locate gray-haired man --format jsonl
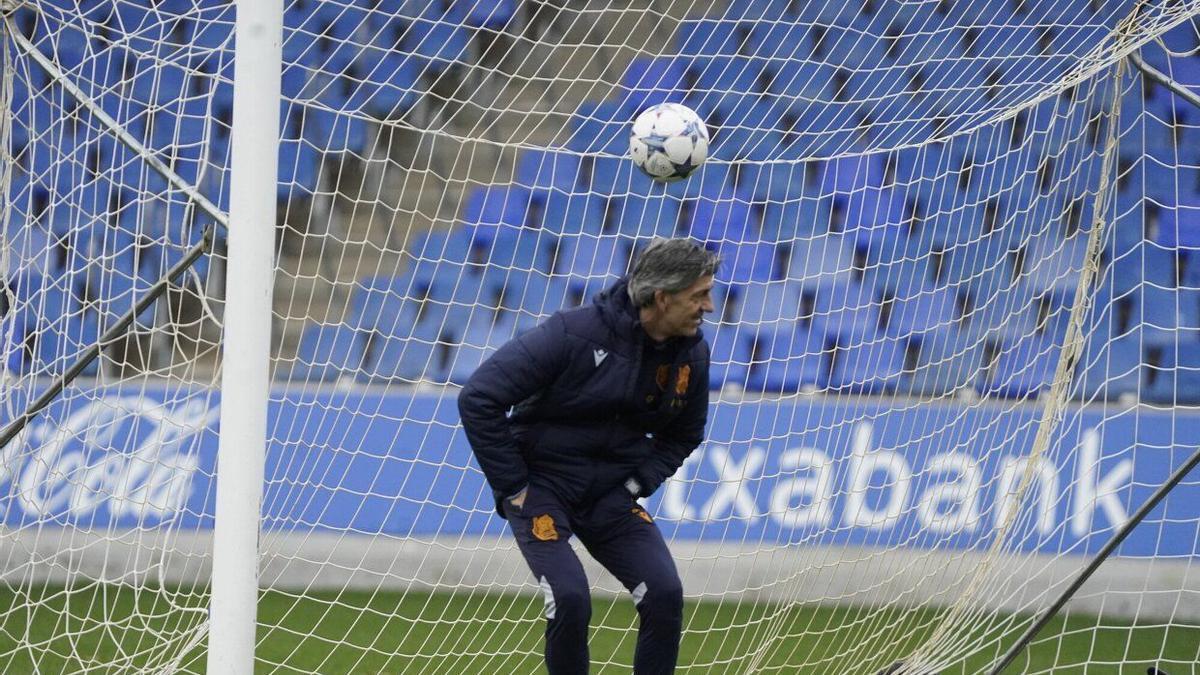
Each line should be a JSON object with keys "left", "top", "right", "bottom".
{"left": 459, "top": 238, "right": 718, "bottom": 674}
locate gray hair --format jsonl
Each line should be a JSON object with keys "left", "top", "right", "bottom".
{"left": 626, "top": 238, "right": 720, "bottom": 307}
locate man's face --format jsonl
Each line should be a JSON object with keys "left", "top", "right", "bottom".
{"left": 658, "top": 275, "right": 716, "bottom": 338}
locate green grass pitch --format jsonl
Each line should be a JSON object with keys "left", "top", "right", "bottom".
{"left": 1, "top": 585, "right": 1196, "bottom": 673}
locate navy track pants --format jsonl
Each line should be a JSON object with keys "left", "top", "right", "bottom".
{"left": 503, "top": 484, "right": 684, "bottom": 675}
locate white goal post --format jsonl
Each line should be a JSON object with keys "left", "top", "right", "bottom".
{"left": 0, "top": 0, "right": 1198, "bottom": 673}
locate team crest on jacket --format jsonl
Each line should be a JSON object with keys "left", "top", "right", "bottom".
{"left": 675, "top": 365, "right": 690, "bottom": 395}
{"left": 656, "top": 365, "right": 670, "bottom": 391}
{"left": 532, "top": 514, "right": 559, "bottom": 541}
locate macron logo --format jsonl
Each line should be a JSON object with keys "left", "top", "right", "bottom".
{"left": 594, "top": 349, "right": 608, "bottom": 367}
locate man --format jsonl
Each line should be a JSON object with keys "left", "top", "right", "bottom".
{"left": 458, "top": 237, "right": 718, "bottom": 674}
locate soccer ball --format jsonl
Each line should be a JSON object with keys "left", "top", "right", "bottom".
{"left": 629, "top": 103, "right": 709, "bottom": 183}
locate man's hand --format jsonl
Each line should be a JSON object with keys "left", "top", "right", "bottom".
{"left": 507, "top": 486, "right": 528, "bottom": 509}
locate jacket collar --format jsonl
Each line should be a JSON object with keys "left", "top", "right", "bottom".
{"left": 594, "top": 277, "right": 705, "bottom": 352}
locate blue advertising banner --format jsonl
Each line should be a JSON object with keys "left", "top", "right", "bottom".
{"left": 0, "top": 384, "right": 1196, "bottom": 557}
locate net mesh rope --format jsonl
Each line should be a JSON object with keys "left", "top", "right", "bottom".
{"left": 0, "top": 0, "right": 1198, "bottom": 672}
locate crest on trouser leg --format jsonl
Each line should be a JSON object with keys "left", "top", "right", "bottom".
{"left": 532, "top": 514, "right": 559, "bottom": 541}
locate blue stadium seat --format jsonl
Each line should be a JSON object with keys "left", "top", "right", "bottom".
{"left": 716, "top": 240, "right": 780, "bottom": 284}
{"left": 765, "top": 61, "right": 833, "bottom": 105}
{"left": 903, "top": 328, "right": 982, "bottom": 396}
{"left": 1156, "top": 202, "right": 1200, "bottom": 250}
{"left": 352, "top": 271, "right": 437, "bottom": 334}
{"left": 556, "top": 234, "right": 633, "bottom": 279}
{"left": 1075, "top": 328, "right": 1143, "bottom": 402}
{"left": 487, "top": 226, "right": 558, "bottom": 272}
{"left": 727, "top": 280, "right": 803, "bottom": 332}
{"left": 784, "top": 232, "right": 855, "bottom": 287}
{"left": 567, "top": 99, "right": 625, "bottom": 155}
{"left": 31, "top": 306, "right": 100, "bottom": 377}
{"left": 670, "top": 162, "right": 737, "bottom": 201}
{"left": 620, "top": 56, "right": 690, "bottom": 116}
{"left": 612, "top": 196, "right": 680, "bottom": 238}
{"left": 745, "top": 323, "right": 827, "bottom": 393}
{"left": 761, "top": 195, "right": 830, "bottom": 241}
{"left": 721, "top": 0, "right": 790, "bottom": 21}
{"left": 1138, "top": 285, "right": 1200, "bottom": 346}
{"left": 883, "top": 285, "right": 959, "bottom": 338}
{"left": 303, "top": 105, "right": 368, "bottom": 154}
{"left": 278, "top": 136, "right": 321, "bottom": 200}
{"left": 288, "top": 322, "right": 366, "bottom": 381}
{"left": 707, "top": 324, "right": 754, "bottom": 390}
{"left": 843, "top": 187, "right": 909, "bottom": 252}
{"left": 401, "top": 13, "right": 471, "bottom": 73}
{"left": 677, "top": 18, "right": 743, "bottom": 62}
{"left": 746, "top": 160, "right": 819, "bottom": 204}
{"left": 1143, "top": 342, "right": 1200, "bottom": 404}
{"left": 828, "top": 332, "right": 907, "bottom": 394}
{"left": 1022, "top": 234, "right": 1087, "bottom": 293}
{"left": 447, "top": 308, "right": 521, "bottom": 385}
{"left": 534, "top": 190, "right": 605, "bottom": 236}
{"left": 516, "top": 148, "right": 584, "bottom": 194}
{"left": 361, "top": 302, "right": 450, "bottom": 383}
{"left": 1109, "top": 243, "right": 1177, "bottom": 295}
{"left": 462, "top": 185, "right": 531, "bottom": 231}
{"left": 810, "top": 280, "right": 882, "bottom": 343}
{"left": 863, "top": 254, "right": 937, "bottom": 299}
{"left": 977, "top": 334, "right": 1062, "bottom": 399}
{"left": 819, "top": 152, "right": 886, "bottom": 195}
{"left": 687, "top": 193, "right": 755, "bottom": 243}
{"left": 585, "top": 156, "right": 633, "bottom": 196}
{"left": 692, "top": 56, "right": 763, "bottom": 101}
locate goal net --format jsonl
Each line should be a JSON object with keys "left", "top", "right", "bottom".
{"left": 1, "top": 0, "right": 1198, "bottom": 672}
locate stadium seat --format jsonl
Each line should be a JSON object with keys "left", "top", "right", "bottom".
{"left": 707, "top": 324, "right": 754, "bottom": 390}
{"left": 288, "top": 322, "right": 366, "bottom": 381}
{"left": 462, "top": 0, "right": 515, "bottom": 29}
{"left": 761, "top": 194, "right": 830, "bottom": 241}
{"left": 620, "top": 56, "right": 690, "bottom": 116}
{"left": 784, "top": 232, "right": 855, "bottom": 287}
{"left": 516, "top": 147, "right": 584, "bottom": 194}
{"left": 765, "top": 60, "right": 834, "bottom": 104}
{"left": 1075, "top": 327, "right": 1143, "bottom": 402}
{"left": 903, "top": 327, "right": 983, "bottom": 396}
{"left": 818, "top": 152, "right": 886, "bottom": 196}
{"left": 1137, "top": 284, "right": 1200, "bottom": 346}
{"left": 1022, "top": 233, "right": 1087, "bottom": 293}
{"left": 611, "top": 196, "right": 680, "bottom": 239}
{"left": 486, "top": 225, "right": 558, "bottom": 272}
{"left": 360, "top": 50, "right": 425, "bottom": 118}
{"left": 534, "top": 190, "right": 605, "bottom": 236}
{"left": 692, "top": 56, "right": 763, "bottom": 103}
{"left": 727, "top": 280, "right": 803, "bottom": 333}
{"left": 827, "top": 333, "right": 907, "bottom": 395}
{"left": 556, "top": 234, "right": 634, "bottom": 279}
{"left": 1143, "top": 341, "right": 1200, "bottom": 404}
{"left": 745, "top": 323, "right": 827, "bottom": 393}
{"left": 1109, "top": 243, "right": 1177, "bottom": 296}
{"left": 401, "top": 13, "right": 471, "bottom": 73}
{"left": 717, "top": 240, "right": 780, "bottom": 284}
{"left": 588, "top": 156, "right": 656, "bottom": 196}
{"left": 810, "top": 280, "right": 882, "bottom": 343}
{"left": 677, "top": 18, "right": 743, "bottom": 63}
{"left": 448, "top": 309, "right": 520, "bottom": 385}
{"left": 687, "top": 193, "right": 755, "bottom": 243}
{"left": 882, "top": 285, "right": 959, "bottom": 338}
{"left": 462, "top": 185, "right": 532, "bottom": 232}
{"left": 361, "top": 301, "right": 450, "bottom": 383}
{"left": 977, "top": 333, "right": 1062, "bottom": 399}
{"left": 567, "top": 99, "right": 625, "bottom": 155}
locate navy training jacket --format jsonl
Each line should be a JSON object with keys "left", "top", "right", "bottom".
{"left": 457, "top": 278, "right": 710, "bottom": 516}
